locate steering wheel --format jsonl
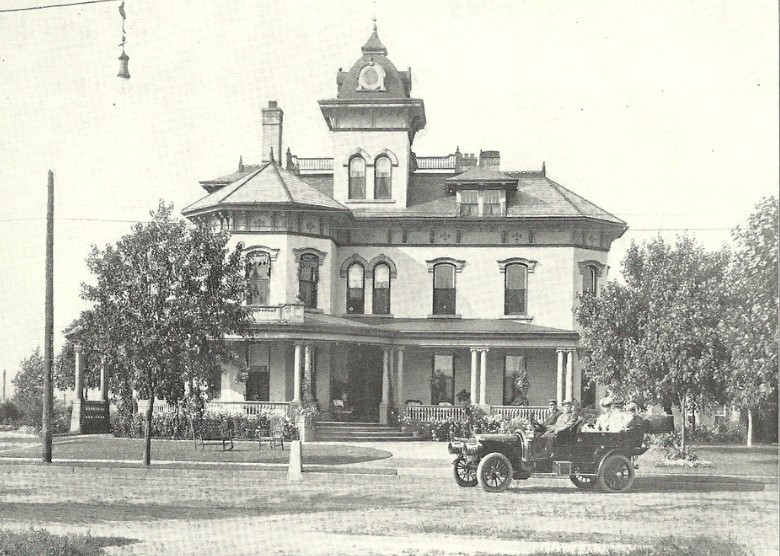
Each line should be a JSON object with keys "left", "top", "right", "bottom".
{"left": 530, "top": 417, "right": 544, "bottom": 431}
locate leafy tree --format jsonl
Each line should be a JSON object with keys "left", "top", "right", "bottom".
{"left": 11, "top": 349, "right": 44, "bottom": 426}
{"left": 577, "top": 236, "right": 731, "bottom": 448}
{"left": 720, "top": 196, "right": 778, "bottom": 446}
{"left": 82, "top": 202, "right": 249, "bottom": 465}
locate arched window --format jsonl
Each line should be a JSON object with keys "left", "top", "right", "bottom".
{"left": 348, "top": 157, "right": 366, "bottom": 199}
{"left": 433, "top": 263, "right": 456, "bottom": 315}
{"left": 504, "top": 263, "right": 527, "bottom": 315}
{"left": 374, "top": 156, "right": 392, "bottom": 199}
{"left": 346, "top": 263, "right": 365, "bottom": 314}
{"left": 298, "top": 254, "right": 319, "bottom": 308}
{"left": 583, "top": 265, "right": 598, "bottom": 295}
{"left": 246, "top": 252, "right": 271, "bottom": 305}
{"left": 372, "top": 263, "right": 391, "bottom": 314}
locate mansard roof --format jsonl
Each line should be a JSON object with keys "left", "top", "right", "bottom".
{"left": 445, "top": 166, "right": 518, "bottom": 186}
{"left": 183, "top": 161, "right": 349, "bottom": 215}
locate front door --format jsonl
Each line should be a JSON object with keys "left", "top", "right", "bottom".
{"left": 246, "top": 366, "right": 270, "bottom": 401}
{"left": 347, "top": 347, "right": 383, "bottom": 422}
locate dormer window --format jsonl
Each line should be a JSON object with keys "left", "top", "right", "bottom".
{"left": 374, "top": 156, "right": 392, "bottom": 199}
{"left": 348, "top": 156, "right": 366, "bottom": 199}
{"left": 457, "top": 189, "right": 505, "bottom": 216}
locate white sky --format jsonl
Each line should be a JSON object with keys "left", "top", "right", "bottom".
{"left": 0, "top": 0, "right": 777, "bottom": 394}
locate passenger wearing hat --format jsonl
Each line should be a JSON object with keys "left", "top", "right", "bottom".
{"left": 533, "top": 399, "right": 579, "bottom": 458}
{"left": 594, "top": 397, "right": 613, "bottom": 431}
{"left": 541, "top": 399, "right": 561, "bottom": 427}
{"left": 610, "top": 401, "right": 642, "bottom": 431}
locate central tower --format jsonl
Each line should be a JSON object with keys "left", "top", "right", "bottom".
{"left": 318, "top": 23, "right": 426, "bottom": 209}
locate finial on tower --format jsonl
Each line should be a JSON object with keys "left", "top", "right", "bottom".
{"left": 270, "top": 147, "right": 275, "bottom": 164}
{"left": 542, "top": 161, "right": 546, "bottom": 176}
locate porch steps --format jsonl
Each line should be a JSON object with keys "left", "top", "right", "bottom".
{"left": 315, "top": 421, "right": 416, "bottom": 442}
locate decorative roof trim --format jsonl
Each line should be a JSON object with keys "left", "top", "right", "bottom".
{"left": 343, "top": 148, "right": 372, "bottom": 167}
{"left": 497, "top": 257, "right": 537, "bottom": 273}
{"left": 340, "top": 254, "right": 370, "bottom": 278}
{"left": 426, "top": 257, "right": 465, "bottom": 273}
{"left": 293, "top": 247, "right": 328, "bottom": 265}
{"left": 243, "top": 245, "right": 280, "bottom": 262}
{"left": 368, "top": 254, "right": 398, "bottom": 278}
{"left": 578, "top": 260, "right": 607, "bottom": 277}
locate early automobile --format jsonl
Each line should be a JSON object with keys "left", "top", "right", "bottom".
{"left": 448, "top": 415, "right": 671, "bottom": 493}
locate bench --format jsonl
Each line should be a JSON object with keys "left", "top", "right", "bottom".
{"left": 192, "top": 420, "right": 234, "bottom": 451}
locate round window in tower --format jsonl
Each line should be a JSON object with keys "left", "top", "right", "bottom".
{"left": 358, "top": 63, "right": 386, "bottom": 91}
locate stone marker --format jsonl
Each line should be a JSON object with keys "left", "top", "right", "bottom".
{"left": 288, "top": 440, "right": 303, "bottom": 482}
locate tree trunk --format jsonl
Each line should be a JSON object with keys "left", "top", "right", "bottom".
{"left": 747, "top": 406, "right": 753, "bottom": 448}
{"left": 680, "top": 394, "right": 687, "bottom": 451}
{"left": 143, "top": 383, "right": 154, "bottom": 466}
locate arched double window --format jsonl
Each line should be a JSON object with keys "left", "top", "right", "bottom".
{"left": 246, "top": 252, "right": 271, "bottom": 305}
{"left": 433, "top": 263, "right": 456, "bottom": 315}
{"left": 372, "top": 263, "right": 391, "bottom": 314}
{"left": 348, "top": 156, "right": 366, "bottom": 199}
{"left": 346, "top": 263, "right": 365, "bottom": 314}
{"left": 298, "top": 254, "right": 319, "bottom": 308}
{"left": 374, "top": 156, "right": 392, "bottom": 199}
{"left": 504, "top": 263, "right": 527, "bottom": 315}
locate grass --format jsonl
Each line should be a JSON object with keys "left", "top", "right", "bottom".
{"left": 639, "top": 444, "right": 778, "bottom": 477}
{"left": 0, "top": 528, "right": 135, "bottom": 555}
{"left": 523, "top": 535, "right": 750, "bottom": 556}
{"left": 0, "top": 436, "right": 392, "bottom": 465}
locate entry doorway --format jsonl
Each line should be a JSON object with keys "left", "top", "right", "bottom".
{"left": 345, "top": 347, "right": 383, "bottom": 422}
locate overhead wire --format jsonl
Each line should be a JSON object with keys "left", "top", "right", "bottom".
{"left": 0, "top": 0, "right": 116, "bottom": 13}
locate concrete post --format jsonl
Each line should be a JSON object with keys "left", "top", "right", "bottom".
{"left": 288, "top": 440, "right": 303, "bottom": 482}
{"left": 74, "top": 343, "right": 84, "bottom": 401}
{"left": 293, "top": 343, "right": 302, "bottom": 402}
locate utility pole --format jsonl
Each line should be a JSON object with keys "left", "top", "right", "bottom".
{"left": 42, "top": 170, "right": 54, "bottom": 463}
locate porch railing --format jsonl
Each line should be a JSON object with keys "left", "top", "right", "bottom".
{"left": 152, "top": 401, "right": 291, "bottom": 418}
{"left": 403, "top": 404, "right": 551, "bottom": 422}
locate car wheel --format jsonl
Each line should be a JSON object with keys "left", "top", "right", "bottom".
{"left": 453, "top": 456, "right": 478, "bottom": 487}
{"left": 570, "top": 474, "right": 597, "bottom": 489}
{"left": 476, "top": 452, "right": 513, "bottom": 493}
{"left": 597, "top": 454, "right": 635, "bottom": 492}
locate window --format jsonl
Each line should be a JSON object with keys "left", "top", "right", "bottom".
{"left": 298, "top": 254, "right": 319, "bottom": 308}
{"left": 374, "top": 156, "right": 392, "bottom": 199}
{"left": 433, "top": 263, "right": 456, "bottom": 315}
{"left": 372, "top": 263, "right": 391, "bottom": 314}
{"left": 346, "top": 263, "right": 364, "bottom": 314}
{"left": 246, "top": 252, "right": 271, "bottom": 305}
{"left": 431, "top": 354, "right": 454, "bottom": 405}
{"left": 483, "top": 190, "right": 501, "bottom": 215}
{"left": 459, "top": 190, "right": 478, "bottom": 216}
{"left": 504, "top": 263, "right": 527, "bottom": 315}
{"left": 207, "top": 367, "right": 222, "bottom": 399}
{"left": 348, "top": 157, "right": 366, "bottom": 199}
{"left": 246, "top": 365, "right": 270, "bottom": 401}
{"left": 504, "top": 355, "right": 527, "bottom": 405}
{"left": 583, "top": 265, "right": 598, "bottom": 295}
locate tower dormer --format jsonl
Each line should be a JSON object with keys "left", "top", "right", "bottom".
{"left": 319, "top": 22, "right": 426, "bottom": 208}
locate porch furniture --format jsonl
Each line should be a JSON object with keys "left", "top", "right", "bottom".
{"left": 192, "top": 419, "right": 234, "bottom": 451}
{"left": 256, "top": 418, "right": 285, "bottom": 450}
{"left": 332, "top": 399, "right": 353, "bottom": 421}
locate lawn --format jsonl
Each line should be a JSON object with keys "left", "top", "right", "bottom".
{"left": 639, "top": 444, "right": 778, "bottom": 478}
{"left": 0, "top": 436, "right": 392, "bottom": 465}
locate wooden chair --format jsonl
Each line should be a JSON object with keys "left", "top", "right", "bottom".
{"left": 192, "top": 418, "right": 234, "bottom": 451}
{"left": 332, "top": 398, "right": 353, "bottom": 422}
{"left": 257, "top": 418, "right": 285, "bottom": 450}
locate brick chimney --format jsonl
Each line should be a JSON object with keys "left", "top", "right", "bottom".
{"left": 479, "top": 150, "right": 500, "bottom": 171}
{"left": 262, "top": 101, "right": 283, "bottom": 164}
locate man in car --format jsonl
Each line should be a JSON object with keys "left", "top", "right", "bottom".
{"left": 541, "top": 399, "right": 561, "bottom": 427}
{"left": 533, "top": 399, "right": 578, "bottom": 458}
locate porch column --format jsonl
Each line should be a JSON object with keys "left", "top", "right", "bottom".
{"left": 389, "top": 349, "right": 395, "bottom": 402}
{"left": 565, "top": 350, "right": 574, "bottom": 402}
{"left": 293, "top": 343, "right": 302, "bottom": 402}
{"left": 99, "top": 357, "right": 108, "bottom": 401}
{"left": 478, "top": 348, "right": 488, "bottom": 406}
{"left": 395, "top": 348, "right": 404, "bottom": 405}
{"left": 379, "top": 348, "right": 390, "bottom": 424}
{"left": 303, "top": 344, "right": 313, "bottom": 402}
{"left": 556, "top": 349, "right": 565, "bottom": 404}
{"left": 470, "top": 348, "right": 479, "bottom": 405}
{"left": 73, "top": 343, "right": 84, "bottom": 400}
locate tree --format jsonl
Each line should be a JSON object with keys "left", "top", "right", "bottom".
{"left": 720, "top": 196, "right": 778, "bottom": 446}
{"left": 576, "top": 236, "right": 731, "bottom": 448}
{"left": 54, "top": 316, "right": 102, "bottom": 396}
{"left": 12, "top": 349, "right": 44, "bottom": 426}
{"left": 82, "top": 202, "right": 250, "bottom": 465}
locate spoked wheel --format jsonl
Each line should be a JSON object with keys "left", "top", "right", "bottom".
{"left": 597, "top": 454, "right": 635, "bottom": 492}
{"left": 570, "top": 474, "right": 597, "bottom": 490}
{"left": 453, "top": 456, "right": 478, "bottom": 487}
{"left": 476, "top": 453, "right": 513, "bottom": 493}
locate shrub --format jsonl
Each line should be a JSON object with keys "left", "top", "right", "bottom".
{"left": 0, "top": 401, "right": 22, "bottom": 423}
{"left": 690, "top": 421, "right": 747, "bottom": 444}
